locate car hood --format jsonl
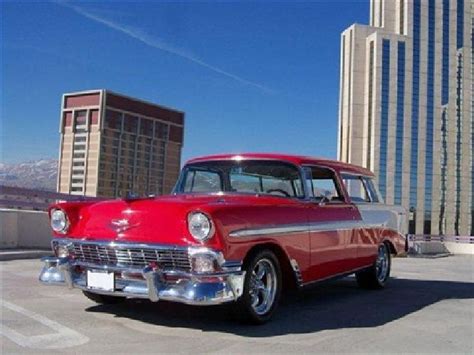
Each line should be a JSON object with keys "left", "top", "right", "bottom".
{"left": 61, "top": 195, "right": 214, "bottom": 245}
{"left": 55, "top": 193, "right": 302, "bottom": 247}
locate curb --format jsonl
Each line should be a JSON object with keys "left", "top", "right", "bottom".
{"left": 0, "top": 250, "right": 52, "bottom": 261}
{"left": 407, "top": 252, "right": 452, "bottom": 259}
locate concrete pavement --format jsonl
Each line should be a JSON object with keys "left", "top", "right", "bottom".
{"left": 1, "top": 256, "right": 473, "bottom": 353}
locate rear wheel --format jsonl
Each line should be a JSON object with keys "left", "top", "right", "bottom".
{"left": 234, "top": 250, "right": 282, "bottom": 324}
{"left": 82, "top": 291, "right": 125, "bottom": 304}
{"left": 356, "top": 243, "right": 391, "bottom": 289}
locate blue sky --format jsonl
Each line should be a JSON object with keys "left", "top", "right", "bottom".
{"left": 1, "top": 0, "right": 368, "bottom": 164}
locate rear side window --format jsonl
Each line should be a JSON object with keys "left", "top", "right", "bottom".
{"left": 362, "top": 177, "right": 381, "bottom": 203}
{"left": 341, "top": 174, "right": 370, "bottom": 203}
{"left": 341, "top": 174, "right": 382, "bottom": 203}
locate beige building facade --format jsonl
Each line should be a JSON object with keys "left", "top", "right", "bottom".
{"left": 57, "top": 90, "right": 184, "bottom": 198}
{"left": 338, "top": 0, "right": 472, "bottom": 235}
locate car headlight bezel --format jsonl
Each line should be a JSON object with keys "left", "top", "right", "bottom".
{"left": 188, "top": 247, "right": 225, "bottom": 274}
{"left": 187, "top": 212, "right": 215, "bottom": 242}
{"left": 52, "top": 239, "right": 73, "bottom": 258}
{"left": 50, "top": 209, "right": 69, "bottom": 234}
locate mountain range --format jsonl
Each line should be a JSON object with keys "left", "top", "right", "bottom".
{"left": 0, "top": 159, "right": 58, "bottom": 191}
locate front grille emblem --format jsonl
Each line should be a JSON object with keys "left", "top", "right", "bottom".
{"left": 109, "top": 218, "right": 139, "bottom": 233}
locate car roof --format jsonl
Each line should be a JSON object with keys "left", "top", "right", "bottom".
{"left": 185, "top": 153, "right": 374, "bottom": 177}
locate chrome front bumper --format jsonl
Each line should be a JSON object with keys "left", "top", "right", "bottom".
{"left": 39, "top": 256, "right": 245, "bottom": 305}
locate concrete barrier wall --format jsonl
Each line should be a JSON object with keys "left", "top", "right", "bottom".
{"left": 0, "top": 209, "right": 52, "bottom": 249}
{"left": 443, "top": 242, "right": 474, "bottom": 255}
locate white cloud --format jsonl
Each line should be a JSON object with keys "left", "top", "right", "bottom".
{"left": 57, "top": 1, "right": 274, "bottom": 94}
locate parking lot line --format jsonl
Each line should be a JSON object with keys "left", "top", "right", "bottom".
{"left": 0, "top": 300, "right": 89, "bottom": 349}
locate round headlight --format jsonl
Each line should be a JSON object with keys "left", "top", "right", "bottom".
{"left": 188, "top": 212, "right": 214, "bottom": 242}
{"left": 51, "top": 209, "right": 68, "bottom": 233}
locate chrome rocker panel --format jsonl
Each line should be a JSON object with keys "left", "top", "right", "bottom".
{"left": 39, "top": 256, "right": 245, "bottom": 306}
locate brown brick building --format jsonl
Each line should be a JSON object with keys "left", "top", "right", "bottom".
{"left": 57, "top": 90, "right": 184, "bottom": 198}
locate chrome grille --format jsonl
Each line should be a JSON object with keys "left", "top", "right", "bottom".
{"left": 72, "top": 242, "right": 191, "bottom": 270}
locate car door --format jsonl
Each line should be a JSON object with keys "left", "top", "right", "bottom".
{"left": 304, "top": 166, "right": 361, "bottom": 280}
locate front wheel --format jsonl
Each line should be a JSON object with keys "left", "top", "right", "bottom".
{"left": 234, "top": 250, "right": 282, "bottom": 324}
{"left": 356, "top": 243, "right": 391, "bottom": 289}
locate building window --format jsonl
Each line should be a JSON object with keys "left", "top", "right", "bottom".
{"left": 457, "top": 0, "right": 464, "bottom": 49}
{"left": 423, "top": 0, "right": 435, "bottom": 235}
{"left": 409, "top": 0, "right": 421, "bottom": 222}
{"left": 395, "top": 41, "right": 406, "bottom": 205}
{"left": 74, "top": 110, "right": 87, "bottom": 128}
{"left": 155, "top": 122, "right": 168, "bottom": 140}
{"left": 442, "top": 0, "right": 450, "bottom": 105}
{"left": 379, "top": 39, "right": 391, "bottom": 199}
{"left": 105, "top": 110, "right": 122, "bottom": 130}
{"left": 140, "top": 118, "right": 154, "bottom": 137}
{"left": 124, "top": 115, "right": 139, "bottom": 134}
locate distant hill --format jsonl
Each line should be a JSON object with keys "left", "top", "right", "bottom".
{"left": 0, "top": 159, "right": 58, "bottom": 191}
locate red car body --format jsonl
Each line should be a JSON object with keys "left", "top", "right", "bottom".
{"left": 40, "top": 153, "right": 407, "bottom": 322}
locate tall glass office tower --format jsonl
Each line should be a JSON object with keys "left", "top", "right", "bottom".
{"left": 338, "top": 0, "right": 472, "bottom": 235}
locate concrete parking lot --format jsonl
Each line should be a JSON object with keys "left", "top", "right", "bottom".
{"left": 1, "top": 255, "right": 473, "bottom": 354}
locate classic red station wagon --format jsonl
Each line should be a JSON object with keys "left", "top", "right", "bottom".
{"left": 40, "top": 153, "right": 407, "bottom": 323}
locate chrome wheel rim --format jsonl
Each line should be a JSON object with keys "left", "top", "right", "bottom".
{"left": 375, "top": 244, "right": 389, "bottom": 283}
{"left": 249, "top": 258, "right": 277, "bottom": 315}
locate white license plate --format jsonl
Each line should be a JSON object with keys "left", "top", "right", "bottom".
{"left": 86, "top": 270, "right": 115, "bottom": 291}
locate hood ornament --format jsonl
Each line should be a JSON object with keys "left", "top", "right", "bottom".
{"left": 109, "top": 218, "right": 139, "bottom": 233}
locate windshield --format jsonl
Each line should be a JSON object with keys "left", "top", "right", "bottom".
{"left": 175, "top": 160, "right": 305, "bottom": 198}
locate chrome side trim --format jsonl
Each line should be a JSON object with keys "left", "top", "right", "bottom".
{"left": 230, "top": 224, "right": 308, "bottom": 237}
{"left": 229, "top": 220, "right": 386, "bottom": 238}
{"left": 308, "top": 220, "right": 378, "bottom": 233}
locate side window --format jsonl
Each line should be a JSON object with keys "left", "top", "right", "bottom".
{"left": 184, "top": 170, "right": 222, "bottom": 192}
{"left": 341, "top": 174, "right": 370, "bottom": 203}
{"left": 305, "top": 166, "right": 343, "bottom": 202}
{"left": 229, "top": 163, "right": 304, "bottom": 198}
{"left": 362, "top": 177, "right": 381, "bottom": 203}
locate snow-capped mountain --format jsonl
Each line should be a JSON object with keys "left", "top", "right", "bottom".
{"left": 0, "top": 159, "right": 58, "bottom": 191}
